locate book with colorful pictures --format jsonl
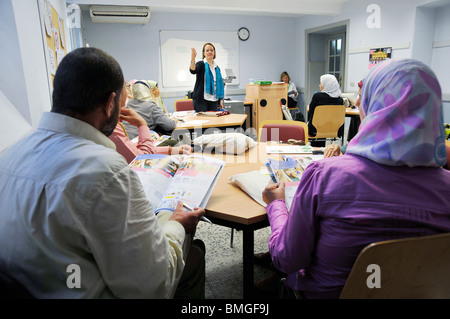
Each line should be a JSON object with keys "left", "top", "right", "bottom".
{"left": 230, "top": 158, "right": 304, "bottom": 211}
{"left": 265, "top": 158, "right": 306, "bottom": 211}
{"left": 129, "top": 154, "right": 225, "bottom": 214}
{"left": 281, "top": 154, "right": 325, "bottom": 170}
{"left": 229, "top": 156, "right": 324, "bottom": 212}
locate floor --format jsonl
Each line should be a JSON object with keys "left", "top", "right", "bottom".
{"left": 195, "top": 221, "right": 276, "bottom": 299}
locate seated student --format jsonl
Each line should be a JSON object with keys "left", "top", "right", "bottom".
{"left": 324, "top": 79, "right": 363, "bottom": 158}
{"left": 109, "top": 100, "right": 191, "bottom": 164}
{"left": 125, "top": 79, "right": 136, "bottom": 104}
{"left": 0, "top": 47, "right": 206, "bottom": 299}
{"left": 122, "top": 80, "right": 176, "bottom": 138}
{"left": 346, "top": 79, "right": 363, "bottom": 142}
{"left": 281, "top": 71, "right": 298, "bottom": 109}
{"left": 307, "top": 74, "right": 344, "bottom": 145}
{"left": 263, "top": 58, "right": 450, "bottom": 299}
{"left": 147, "top": 80, "right": 169, "bottom": 114}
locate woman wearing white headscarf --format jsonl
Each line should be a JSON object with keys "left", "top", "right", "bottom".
{"left": 307, "top": 74, "right": 344, "bottom": 140}
{"left": 146, "top": 80, "right": 169, "bottom": 114}
{"left": 123, "top": 80, "right": 176, "bottom": 138}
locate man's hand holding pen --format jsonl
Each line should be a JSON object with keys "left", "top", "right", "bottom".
{"left": 169, "top": 201, "right": 206, "bottom": 235}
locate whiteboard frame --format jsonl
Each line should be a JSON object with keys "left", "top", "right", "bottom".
{"left": 159, "top": 30, "right": 240, "bottom": 89}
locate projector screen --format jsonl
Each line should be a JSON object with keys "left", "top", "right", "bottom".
{"left": 159, "top": 30, "right": 239, "bottom": 88}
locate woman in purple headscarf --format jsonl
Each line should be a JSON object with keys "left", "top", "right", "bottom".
{"left": 262, "top": 59, "right": 450, "bottom": 299}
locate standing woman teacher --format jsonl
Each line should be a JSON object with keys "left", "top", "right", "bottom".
{"left": 189, "top": 43, "right": 224, "bottom": 112}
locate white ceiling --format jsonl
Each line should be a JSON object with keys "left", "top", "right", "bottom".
{"left": 69, "top": 0, "right": 351, "bottom": 17}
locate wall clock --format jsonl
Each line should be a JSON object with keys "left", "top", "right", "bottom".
{"left": 238, "top": 27, "right": 250, "bottom": 41}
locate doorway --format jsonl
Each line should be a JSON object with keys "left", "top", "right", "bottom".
{"left": 305, "top": 21, "right": 349, "bottom": 111}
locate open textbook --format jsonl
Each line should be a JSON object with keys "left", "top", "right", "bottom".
{"left": 229, "top": 155, "right": 323, "bottom": 212}
{"left": 129, "top": 154, "right": 225, "bottom": 214}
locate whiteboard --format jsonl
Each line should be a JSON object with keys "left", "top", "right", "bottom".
{"left": 160, "top": 30, "right": 239, "bottom": 88}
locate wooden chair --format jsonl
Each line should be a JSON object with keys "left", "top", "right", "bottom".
{"left": 340, "top": 232, "right": 450, "bottom": 299}
{"left": 175, "top": 99, "right": 194, "bottom": 112}
{"left": 117, "top": 122, "right": 129, "bottom": 138}
{"left": 308, "top": 104, "right": 346, "bottom": 144}
{"left": 258, "top": 120, "right": 308, "bottom": 144}
{"left": 281, "top": 104, "right": 294, "bottom": 121}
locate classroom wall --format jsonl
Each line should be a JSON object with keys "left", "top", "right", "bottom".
{"left": 295, "top": 0, "right": 450, "bottom": 122}
{"left": 0, "top": 0, "right": 69, "bottom": 153}
{"left": 430, "top": 3, "right": 450, "bottom": 122}
{"left": 81, "top": 10, "right": 300, "bottom": 113}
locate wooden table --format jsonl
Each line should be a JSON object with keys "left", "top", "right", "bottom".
{"left": 203, "top": 142, "right": 305, "bottom": 298}
{"left": 173, "top": 113, "right": 248, "bottom": 131}
{"left": 306, "top": 105, "right": 360, "bottom": 117}
{"left": 171, "top": 113, "right": 248, "bottom": 145}
{"left": 345, "top": 107, "right": 360, "bottom": 117}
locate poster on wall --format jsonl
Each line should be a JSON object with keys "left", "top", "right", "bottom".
{"left": 369, "top": 47, "right": 392, "bottom": 69}
{"left": 37, "top": 0, "right": 67, "bottom": 94}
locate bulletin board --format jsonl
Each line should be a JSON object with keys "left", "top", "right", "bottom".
{"left": 37, "top": 0, "right": 67, "bottom": 92}
{"left": 159, "top": 30, "right": 240, "bottom": 88}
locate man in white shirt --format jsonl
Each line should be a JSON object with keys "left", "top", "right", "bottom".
{"left": 0, "top": 47, "right": 205, "bottom": 298}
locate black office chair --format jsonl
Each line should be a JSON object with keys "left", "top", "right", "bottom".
{"left": 0, "top": 270, "right": 34, "bottom": 299}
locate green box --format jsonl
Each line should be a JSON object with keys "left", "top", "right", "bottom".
{"left": 253, "top": 81, "right": 272, "bottom": 85}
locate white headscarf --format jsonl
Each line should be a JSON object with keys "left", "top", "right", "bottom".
{"left": 132, "top": 80, "right": 153, "bottom": 102}
{"left": 320, "top": 74, "right": 341, "bottom": 98}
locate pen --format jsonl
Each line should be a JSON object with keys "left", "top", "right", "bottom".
{"left": 183, "top": 202, "right": 212, "bottom": 224}
{"left": 265, "top": 162, "right": 278, "bottom": 184}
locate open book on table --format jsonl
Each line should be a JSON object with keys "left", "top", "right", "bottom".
{"left": 281, "top": 154, "right": 325, "bottom": 170}
{"left": 229, "top": 154, "right": 323, "bottom": 212}
{"left": 129, "top": 154, "right": 225, "bottom": 214}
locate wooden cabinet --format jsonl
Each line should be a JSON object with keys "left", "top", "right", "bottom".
{"left": 245, "top": 83, "right": 287, "bottom": 137}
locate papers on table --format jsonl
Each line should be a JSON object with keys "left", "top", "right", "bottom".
{"left": 171, "top": 111, "right": 210, "bottom": 126}
{"left": 179, "top": 120, "right": 209, "bottom": 125}
{"left": 266, "top": 144, "right": 314, "bottom": 154}
{"left": 172, "top": 110, "right": 195, "bottom": 118}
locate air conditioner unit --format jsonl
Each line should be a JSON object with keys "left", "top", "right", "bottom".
{"left": 89, "top": 5, "right": 150, "bottom": 24}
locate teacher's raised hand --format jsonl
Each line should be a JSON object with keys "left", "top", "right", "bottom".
{"left": 190, "top": 48, "right": 197, "bottom": 71}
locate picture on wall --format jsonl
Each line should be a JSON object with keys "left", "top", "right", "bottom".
{"left": 369, "top": 47, "right": 392, "bottom": 69}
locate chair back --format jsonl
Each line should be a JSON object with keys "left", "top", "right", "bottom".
{"left": 340, "top": 232, "right": 450, "bottom": 299}
{"left": 281, "top": 105, "right": 294, "bottom": 121}
{"left": 175, "top": 99, "right": 194, "bottom": 112}
{"left": 258, "top": 120, "right": 308, "bottom": 143}
{"left": 117, "top": 122, "right": 129, "bottom": 138}
{"left": 310, "top": 104, "right": 346, "bottom": 139}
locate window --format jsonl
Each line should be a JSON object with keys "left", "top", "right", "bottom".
{"left": 327, "top": 35, "right": 345, "bottom": 90}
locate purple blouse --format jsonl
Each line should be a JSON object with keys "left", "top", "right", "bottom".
{"left": 266, "top": 154, "right": 450, "bottom": 298}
